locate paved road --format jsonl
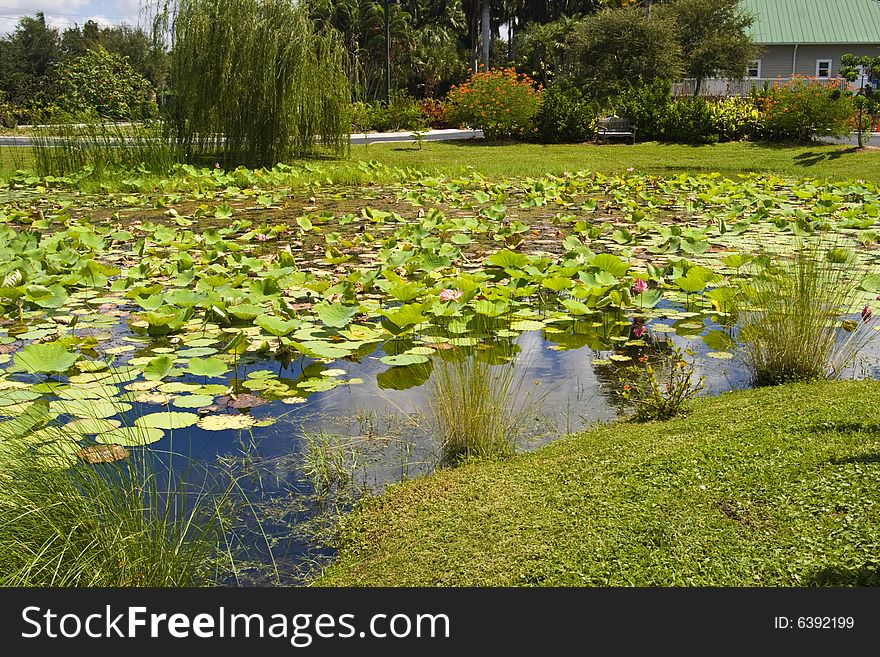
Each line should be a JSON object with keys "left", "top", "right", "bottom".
{"left": 0, "top": 128, "right": 485, "bottom": 148}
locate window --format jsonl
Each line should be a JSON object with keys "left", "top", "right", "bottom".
{"left": 816, "top": 59, "right": 832, "bottom": 78}
{"left": 746, "top": 59, "right": 761, "bottom": 78}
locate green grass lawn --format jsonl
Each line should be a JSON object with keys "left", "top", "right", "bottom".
{"left": 350, "top": 140, "right": 880, "bottom": 182}
{"left": 316, "top": 379, "right": 880, "bottom": 586}
{"left": 3, "top": 140, "right": 880, "bottom": 187}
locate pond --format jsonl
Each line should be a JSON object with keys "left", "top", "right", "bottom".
{"left": 1, "top": 167, "right": 879, "bottom": 582}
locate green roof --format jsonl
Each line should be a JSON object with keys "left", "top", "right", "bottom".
{"left": 741, "top": 0, "right": 880, "bottom": 44}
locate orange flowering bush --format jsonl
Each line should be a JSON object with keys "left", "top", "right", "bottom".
{"left": 753, "top": 77, "right": 853, "bottom": 142}
{"left": 447, "top": 67, "right": 542, "bottom": 140}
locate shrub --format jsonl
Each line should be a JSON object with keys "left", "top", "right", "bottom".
{"left": 619, "top": 345, "right": 705, "bottom": 421}
{"left": 0, "top": 101, "right": 15, "bottom": 128}
{"left": 613, "top": 79, "right": 674, "bottom": 141}
{"left": 418, "top": 98, "right": 452, "bottom": 129}
{"left": 350, "top": 93, "right": 426, "bottom": 133}
{"left": 709, "top": 96, "right": 763, "bottom": 141}
{"left": 614, "top": 81, "right": 719, "bottom": 143}
{"left": 530, "top": 80, "right": 598, "bottom": 143}
{"left": 754, "top": 77, "right": 853, "bottom": 142}
{"left": 447, "top": 67, "right": 542, "bottom": 140}
{"left": 56, "top": 46, "right": 157, "bottom": 120}
{"left": 662, "top": 96, "right": 718, "bottom": 143}
{"left": 736, "top": 240, "right": 877, "bottom": 386}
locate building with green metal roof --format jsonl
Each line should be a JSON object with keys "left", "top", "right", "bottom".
{"left": 740, "top": 0, "right": 880, "bottom": 81}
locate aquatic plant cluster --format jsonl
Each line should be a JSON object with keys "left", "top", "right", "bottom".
{"left": 0, "top": 165, "right": 877, "bottom": 466}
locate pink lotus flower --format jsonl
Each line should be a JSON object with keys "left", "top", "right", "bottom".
{"left": 632, "top": 324, "right": 647, "bottom": 338}
{"left": 439, "top": 289, "right": 463, "bottom": 302}
{"left": 862, "top": 305, "right": 873, "bottom": 322}
{"left": 255, "top": 234, "right": 269, "bottom": 242}
{"left": 632, "top": 278, "right": 648, "bottom": 294}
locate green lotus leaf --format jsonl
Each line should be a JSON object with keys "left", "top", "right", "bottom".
{"left": 186, "top": 357, "right": 229, "bottom": 378}
{"left": 542, "top": 277, "right": 573, "bottom": 292}
{"left": 632, "top": 289, "right": 663, "bottom": 309}
{"left": 314, "top": 302, "right": 359, "bottom": 328}
{"left": 142, "top": 355, "right": 175, "bottom": 381}
{"left": 487, "top": 250, "right": 528, "bottom": 269}
{"left": 289, "top": 341, "right": 350, "bottom": 360}
{"left": 379, "top": 353, "right": 430, "bottom": 367}
{"left": 228, "top": 303, "right": 264, "bottom": 321}
{"left": 135, "top": 411, "right": 199, "bottom": 430}
{"left": 14, "top": 342, "right": 80, "bottom": 374}
{"left": 255, "top": 315, "right": 298, "bottom": 337}
{"left": 380, "top": 303, "right": 426, "bottom": 332}
{"left": 561, "top": 298, "right": 595, "bottom": 315}
{"left": 97, "top": 426, "right": 165, "bottom": 446}
{"left": 590, "top": 253, "right": 630, "bottom": 278}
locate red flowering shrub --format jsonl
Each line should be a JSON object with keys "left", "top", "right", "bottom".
{"left": 753, "top": 77, "right": 853, "bottom": 142}
{"left": 446, "top": 67, "right": 541, "bottom": 140}
{"left": 419, "top": 98, "right": 452, "bottom": 129}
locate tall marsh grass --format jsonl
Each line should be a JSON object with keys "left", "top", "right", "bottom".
{"left": 427, "top": 354, "right": 535, "bottom": 465}
{"left": 31, "top": 116, "right": 180, "bottom": 176}
{"left": 0, "top": 439, "right": 235, "bottom": 586}
{"left": 737, "top": 240, "right": 877, "bottom": 386}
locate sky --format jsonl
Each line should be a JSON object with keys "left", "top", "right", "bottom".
{"left": 0, "top": 0, "right": 143, "bottom": 37}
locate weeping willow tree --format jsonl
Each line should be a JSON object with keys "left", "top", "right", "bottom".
{"left": 170, "top": 0, "right": 351, "bottom": 167}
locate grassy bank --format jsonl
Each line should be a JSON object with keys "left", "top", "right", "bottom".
{"left": 3, "top": 141, "right": 880, "bottom": 190}
{"left": 317, "top": 380, "right": 880, "bottom": 586}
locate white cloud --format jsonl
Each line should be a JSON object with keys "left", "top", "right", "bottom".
{"left": 1, "top": 0, "right": 141, "bottom": 36}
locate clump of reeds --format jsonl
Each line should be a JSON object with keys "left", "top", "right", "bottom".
{"left": 427, "top": 354, "right": 530, "bottom": 465}
{"left": 736, "top": 239, "right": 877, "bottom": 386}
{"left": 31, "top": 112, "right": 180, "bottom": 176}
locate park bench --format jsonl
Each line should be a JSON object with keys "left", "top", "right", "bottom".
{"left": 595, "top": 117, "right": 636, "bottom": 144}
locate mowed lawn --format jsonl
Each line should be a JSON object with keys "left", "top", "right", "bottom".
{"left": 350, "top": 140, "right": 880, "bottom": 182}
{"left": 3, "top": 140, "right": 880, "bottom": 185}
{"left": 316, "top": 380, "right": 880, "bottom": 587}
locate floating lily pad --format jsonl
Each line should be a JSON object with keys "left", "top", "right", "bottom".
{"left": 14, "top": 342, "right": 80, "bottom": 374}
{"left": 380, "top": 353, "right": 430, "bottom": 367}
{"left": 97, "top": 426, "right": 165, "bottom": 446}
{"left": 187, "top": 357, "right": 229, "bottom": 377}
{"left": 64, "top": 418, "right": 122, "bottom": 434}
{"left": 172, "top": 394, "right": 216, "bottom": 409}
{"left": 197, "top": 414, "right": 258, "bottom": 431}
{"left": 135, "top": 411, "right": 199, "bottom": 430}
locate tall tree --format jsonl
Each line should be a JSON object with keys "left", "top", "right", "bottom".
{"left": 576, "top": 6, "right": 681, "bottom": 88}
{"left": 657, "top": 0, "right": 757, "bottom": 95}
{"left": 0, "top": 12, "right": 61, "bottom": 104}
{"left": 170, "top": 0, "right": 351, "bottom": 165}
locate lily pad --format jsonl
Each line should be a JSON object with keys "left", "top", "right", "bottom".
{"left": 14, "top": 342, "right": 80, "bottom": 374}
{"left": 379, "top": 353, "right": 430, "bottom": 367}
{"left": 135, "top": 411, "right": 199, "bottom": 430}
{"left": 97, "top": 426, "right": 165, "bottom": 446}
{"left": 172, "top": 394, "right": 216, "bottom": 409}
{"left": 186, "top": 357, "right": 229, "bottom": 378}
{"left": 197, "top": 414, "right": 258, "bottom": 431}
